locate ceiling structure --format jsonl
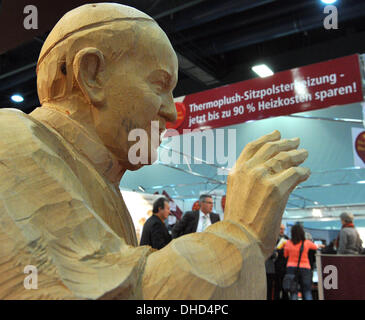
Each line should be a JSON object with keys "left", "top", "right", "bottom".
{"left": 2, "top": 0, "right": 365, "bottom": 111}
{"left": 1, "top": 0, "right": 365, "bottom": 212}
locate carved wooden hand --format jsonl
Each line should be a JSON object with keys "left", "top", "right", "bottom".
{"left": 224, "top": 130, "right": 310, "bottom": 258}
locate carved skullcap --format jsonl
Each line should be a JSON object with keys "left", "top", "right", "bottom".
{"left": 37, "top": 3, "right": 155, "bottom": 70}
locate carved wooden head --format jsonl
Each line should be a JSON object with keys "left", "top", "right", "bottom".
{"left": 37, "top": 3, "right": 178, "bottom": 169}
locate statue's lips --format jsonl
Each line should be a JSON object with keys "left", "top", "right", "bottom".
{"left": 159, "top": 127, "right": 166, "bottom": 136}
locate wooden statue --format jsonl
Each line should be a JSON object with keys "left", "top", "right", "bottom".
{"left": 0, "top": 3, "right": 310, "bottom": 299}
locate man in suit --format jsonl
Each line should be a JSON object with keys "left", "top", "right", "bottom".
{"left": 172, "top": 195, "right": 220, "bottom": 238}
{"left": 274, "top": 223, "right": 289, "bottom": 300}
{"left": 140, "top": 198, "right": 172, "bottom": 250}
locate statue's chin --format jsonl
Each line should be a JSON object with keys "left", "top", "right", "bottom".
{"left": 121, "top": 159, "right": 155, "bottom": 171}
{"left": 114, "top": 143, "right": 159, "bottom": 171}
{"left": 125, "top": 162, "right": 146, "bottom": 171}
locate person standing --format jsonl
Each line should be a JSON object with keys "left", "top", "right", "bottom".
{"left": 265, "top": 250, "right": 277, "bottom": 300}
{"left": 140, "top": 198, "right": 172, "bottom": 250}
{"left": 171, "top": 195, "right": 220, "bottom": 238}
{"left": 284, "top": 224, "right": 322, "bottom": 300}
{"left": 336, "top": 212, "right": 363, "bottom": 254}
{"left": 274, "top": 224, "right": 289, "bottom": 300}
{"left": 322, "top": 239, "right": 337, "bottom": 254}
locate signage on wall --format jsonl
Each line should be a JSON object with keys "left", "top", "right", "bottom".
{"left": 192, "top": 200, "right": 200, "bottom": 211}
{"left": 166, "top": 54, "right": 364, "bottom": 135}
{"left": 352, "top": 127, "right": 365, "bottom": 168}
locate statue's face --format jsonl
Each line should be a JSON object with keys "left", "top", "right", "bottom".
{"left": 92, "top": 23, "right": 178, "bottom": 170}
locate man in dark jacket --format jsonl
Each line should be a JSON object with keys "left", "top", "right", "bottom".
{"left": 274, "top": 224, "right": 289, "bottom": 300}
{"left": 140, "top": 197, "right": 172, "bottom": 250}
{"left": 265, "top": 250, "right": 278, "bottom": 300}
{"left": 172, "top": 194, "right": 220, "bottom": 238}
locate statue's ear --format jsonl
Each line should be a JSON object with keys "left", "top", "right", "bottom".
{"left": 73, "top": 47, "right": 105, "bottom": 107}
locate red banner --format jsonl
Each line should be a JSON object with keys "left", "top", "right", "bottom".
{"left": 317, "top": 254, "right": 365, "bottom": 300}
{"left": 167, "top": 54, "right": 364, "bottom": 135}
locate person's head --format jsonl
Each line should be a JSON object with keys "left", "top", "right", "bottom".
{"left": 153, "top": 197, "right": 170, "bottom": 221}
{"left": 340, "top": 212, "right": 354, "bottom": 226}
{"left": 279, "top": 224, "right": 285, "bottom": 236}
{"left": 37, "top": 3, "right": 178, "bottom": 170}
{"left": 305, "top": 232, "right": 313, "bottom": 241}
{"left": 290, "top": 224, "right": 305, "bottom": 245}
{"left": 199, "top": 195, "right": 213, "bottom": 214}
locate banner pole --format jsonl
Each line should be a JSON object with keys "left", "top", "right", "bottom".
{"left": 359, "top": 54, "right": 365, "bottom": 128}
{"left": 316, "top": 253, "right": 324, "bottom": 300}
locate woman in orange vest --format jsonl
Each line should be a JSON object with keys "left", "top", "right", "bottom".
{"left": 284, "top": 224, "right": 323, "bottom": 300}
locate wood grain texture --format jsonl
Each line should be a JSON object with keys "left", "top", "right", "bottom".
{"left": 0, "top": 3, "right": 310, "bottom": 299}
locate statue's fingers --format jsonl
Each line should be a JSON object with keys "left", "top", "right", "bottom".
{"left": 237, "top": 130, "right": 281, "bottom": 163}
{"left": 263, "top": 149, "right": 308, "bottom": 174}
{"left": 271, "top": 166, "right": 311, "bottom": 195}
{"left": 249, "top": 137, "right": 300, "bottom": 166}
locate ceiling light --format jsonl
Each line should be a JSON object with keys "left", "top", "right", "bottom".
{"left": 312, "top": 209, "right": 323, "bottom": 218}
{"left": 321, "top": 0, "right": 337, "bottom": 4}
{"left": 11, "top": 94, "right": 24, "bottom": 103}
{"left": 251, "top": 64, "right": 274, "bottom": 78}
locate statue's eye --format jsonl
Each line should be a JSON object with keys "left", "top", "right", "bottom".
{"left": 148, "top": 70, "right": 171, "bottom": 92}
{"left": 152, "top": 80, "right": 167, "bottom": 91}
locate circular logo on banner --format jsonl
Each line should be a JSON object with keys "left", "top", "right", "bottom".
{"left": 221, "top": 195, "right": 226, "bottom": 212}
{"left": 192, "top": 200, "right": 200, "bottom": 211}
{"left": 166, "top": 102, "right": 186, "bottom": 130}
{"left": 355, "top": 131, "right": 365, "bottom": 164}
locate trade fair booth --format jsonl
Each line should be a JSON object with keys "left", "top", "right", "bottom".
{"left": 121, "top": 53, "right": 365, "bottom": 299}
